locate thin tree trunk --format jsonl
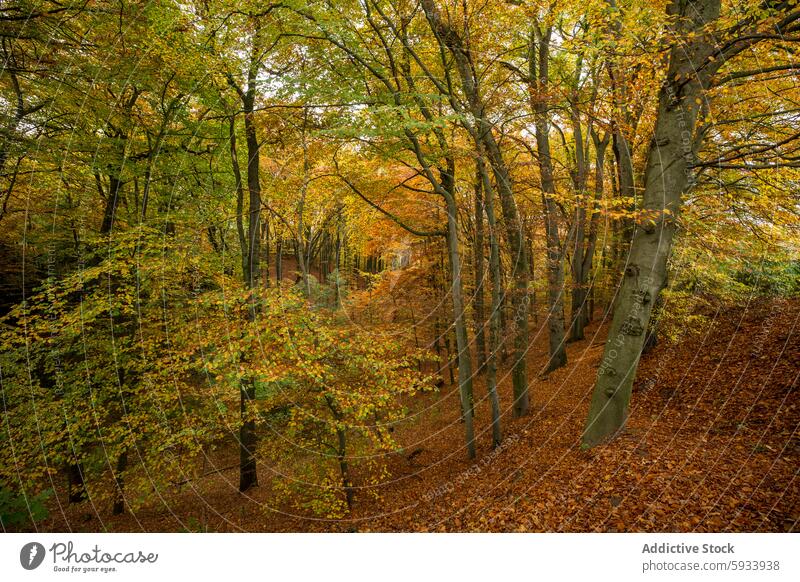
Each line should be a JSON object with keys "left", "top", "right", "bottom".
{"left": 568, "top": 95, "right": 589, "bottom": 342}
{"left": 238, "top": 28, "right": 262, "bottom": 491}
{"left": 477, "top": 106, "right": 530, "bottom": 417}
{"left": 336, "top": 425, "right": 354, "bottom": 510}
{"left": 444, "top": 184, "right": 475, "bottom": 459}
{"left": 229, "top": 116, "right": 248, "bottom": 283}
{"left": 112, "top": 450, "right": 128, "bottom": 515}
{"left": 334, "top": 215, "right": 343, "bottom": 307}
{"left": 238, "top": 378, "right": 258, "bottom": 491}
{"left": 100, "top": 175, "right": 124, "bottom": 235}
{"left": 472, "top": 165, "right": 488, "bottom": 374}
{"left": 531, "top": 26, "right": 567, "bottom": 372}
{"left": 527, "top": 227, "right": 538, "bottom": 323}
{"left": 605, "top": 155, "right": 622, "bottom": 316}
{"left": 264, "top": 218, "right": 271, "bottom": 287}
{"left": 276, "top": 238, "right": 283, "bottom": 282}
{"left": 581, "top": 130, "right": 611, "bottom": 327}
{"left": 67, "top": 462, "right": 86, "bottom": 503}
{"left": 296, "top": 126, "right": 312, "bottom": 297}
{"left": 243, "top": 100, "right": 261, "bottom": 294}
{"left": 478, "top": 156, "right": 503, "bottom": 448}
{"left": 421, "top": 0, "right": 530, "bottom": 416}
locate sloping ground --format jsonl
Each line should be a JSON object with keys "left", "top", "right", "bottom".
{"left": 40, "top": 297, "right": 798, "bottom": 532}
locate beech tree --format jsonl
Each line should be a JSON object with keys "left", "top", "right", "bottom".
{"left": 583, "top": 0, "right": 800, "bottom": 446}
{"left": 1, "top": 0, "right": 798, "bottom": 528}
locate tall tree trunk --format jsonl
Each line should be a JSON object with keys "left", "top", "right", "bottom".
{"left": 229, "top": 116, "right": 248, "bottom": 281}
{"left": 421, "top": 0, "right": 530, "bottom": 416}
{"left": 323, "top": 396, "right": 354, "bottom": 510}
{"left": 296, "top": 124, "right": 312, "bottom": 297}
{"left": 610, "top": 127, "right": 636, "bottom": 299}
{"left": 472, "top": 166, "right": 488, "bottom": 374}
{"left": 583, "top": 0, "right": 722, "bottom": 447}
{"left": 605, "top": 156, "right": 622, "bottom": 316}
{"left": 336, "top": 425, "right": 354, "bottom": 511}
{"left": 530, "top": 26, "right": 567, "bottom": 372}
{"left": 527, "top": 228, "right": 538, "bottom": 323}
{"left": 243, "top": 98, "right": 261, "bottom": 295}
{"left": 568, "top": 95, "right": 590, "bottom": 342}
{"left": 238, "top": 33, "right": 262, "bottom": 492}
{"left": 477, "top": 156, "right": 503, "bottom": 447}
{"left": 334, "top": 215, "right": 343, "bottom": 307}
{"left": 605, "top": 0, "right": 639, "bottom": 309}
{"left": 263, "top": 218, "right": 271, "bottom": 287}
{"left": 485, "top": 144, "right": 530, "bottom": 416}
{"left": 100, "top": 175, "right": 124, "bottom": 235}
{"left": 67, "top": 462, "right": 85, "bottom": 503}
{"left": 442, "top": 164, "right": 476, "bottom": 458}
{"left": 112, "top": 449, "right": 128, "bottom": 515}
{"left": 276, "top": 238, "right": 283, "bottom": 282}
{"left": 580, "top": 130, "right": 611, "bottom": 327}
{"left": 238, "top": 377, "right": 258, "bottom": 491}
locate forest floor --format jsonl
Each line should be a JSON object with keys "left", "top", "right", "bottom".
{"left": 41, "top": 296, "right": 799, "bottom": 532}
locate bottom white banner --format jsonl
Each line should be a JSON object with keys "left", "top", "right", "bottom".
{"left": 1, "top": 533, "right": 797, "bottom": 581}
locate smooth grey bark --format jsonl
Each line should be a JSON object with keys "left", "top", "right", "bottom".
{"left": 421, "top": 0, "right": 530, "bottom": 416}
{"left": 530, "top": 26, "right": 567, "bottom": 372}
{"left": 311, "top": 0, "right": 476, "bottom": 456}
{"left": 610, "top": 122, "right": 636, "bottom": 299}
{"left": 568, "top": 99, "right": 589, "bottom": 342}
{"left": 472, "top": 170, "right": 488, "bottom": 374}
{"left": 570, "top": 127, "right": 611, "bottom": 339}
{"left": 604, "top": 0, "right": 643, "bottom": 306}
{"left": 477, "top": 156, "right": 503, "bottom": 447}
{"left": 400, "top": 123, "right": 477, "bottom": 455}
{"left": 566, "top": 70, "right": 596, "bottom": 342}
{"left": 482, "top": 131, "right": 531, "bottom": 417}
{"left": 442, "top": 166, "right": 476, "bottom": 458}
{"left": 579, "top": 130, "right": 611, "bottom": 327}
{"left": 583, "top": 0, "right": 723, "bottom": 448}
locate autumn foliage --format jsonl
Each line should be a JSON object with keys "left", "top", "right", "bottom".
{"left": 0, "top": 0, "right": 798, "bottom": 531}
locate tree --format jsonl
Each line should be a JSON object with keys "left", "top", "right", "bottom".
{"left": 528, "top": 20, "right": 568, "bottom": 372}
{"left": 420, "top": 0, "right": 533, "bottom": 415}
{"left": 583, "top": 0, "right": 800, "bottom": 447}
{"left": 202, "top": 1, "right": 284, "bottom": 491}
{"left": 297, "top": 0, "right": 480, "bottom": 456}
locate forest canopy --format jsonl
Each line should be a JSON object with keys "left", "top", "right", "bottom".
{"left": 0, "top": 0, "right": 798, "bottom": 531}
